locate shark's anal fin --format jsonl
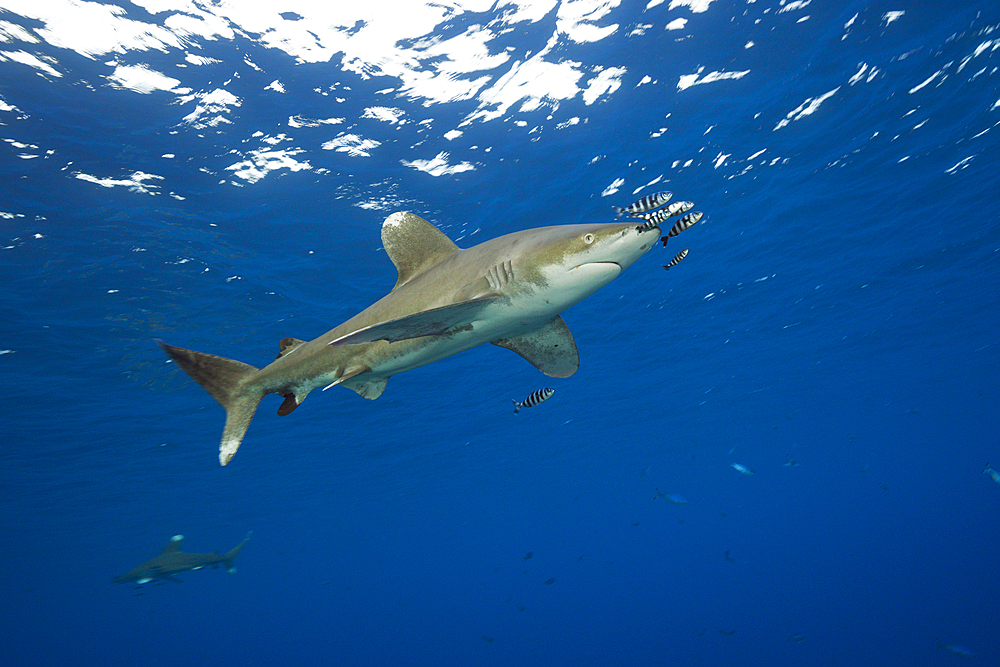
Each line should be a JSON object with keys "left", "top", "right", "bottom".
{"left": 382, "top": 212, "right": 461, "bottom": 290}
{"left": 327, "top": 295, "right": 501, "bottom": 347}
{"left": 492, "top": 315, "right": 580, "bottom": 378}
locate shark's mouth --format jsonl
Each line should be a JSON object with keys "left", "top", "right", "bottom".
{"left": 573, "top": 261, "right": 621, "bottom": 270}
{"left": 571, "top": 261, "right": 623, "bottom": 281}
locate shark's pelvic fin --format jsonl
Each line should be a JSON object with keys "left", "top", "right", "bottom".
{"left": 382, "top": 212, "right": 460, "bottom": 290}
{"left": 492, "top": 315, "right": 580, "bottom": 378}
{"left": 157, "top": 340, "right": 264, "bottom": 466}
{"left": 341, "top": 376, "right": 388, "bottom": 400}
{"left": 327, "top": 295, "right": 501, "bottom": 347}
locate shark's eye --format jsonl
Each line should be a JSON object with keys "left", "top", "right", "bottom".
{"left": 583, "top": 233, "right": 595, "bottom": 245}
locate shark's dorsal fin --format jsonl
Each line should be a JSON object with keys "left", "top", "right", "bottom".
{"left": 276, "top": 337, "right": 307, "bottom": 359}
{"left": 162, "top": 535, "right": 184, "bottom": 554}
{"left": 492, "top": 315, "right": 580, "bottom": 378}
{"left": 382, "top": 212, "right": 460, "bottom": 290}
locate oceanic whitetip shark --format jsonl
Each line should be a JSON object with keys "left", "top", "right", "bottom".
{"left": 159, "top": 212, "right": 662, "bottom": 465}
{"left": 112, "top": 532, "right": 252, "bottom": 584}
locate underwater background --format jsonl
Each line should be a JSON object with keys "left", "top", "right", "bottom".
{"left": 2, "top": 1, "right": 998, "bottom": 664}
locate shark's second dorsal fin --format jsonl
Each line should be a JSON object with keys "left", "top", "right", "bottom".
{"left": 382, "top": 212, "right": 460, "bottom": 290}
{"left": 162, "top": 535, "right": 184, "bottom": 554}
{"left": 276, "top": 337, "right": 307, "bottom": 359}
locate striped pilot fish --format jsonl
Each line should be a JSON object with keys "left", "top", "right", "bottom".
{"left": 663, "top": 248, "right": 688, "bottom": 270}
{"left": 634, "top": 201, "right": 694, "bottom": 232}
{"left": 635, "top": 199, "right": 694, "bottom": 221}
{"left": 513, "top": 387, "right": 555, "bottom": 413}
{"left": 613, "top": 191, "right": 672, "bottom": 219}
{"left": 660, "top": 212, "right": 703, "bottom": 246}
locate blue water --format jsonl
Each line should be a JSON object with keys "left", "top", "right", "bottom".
{"left": 2, "top": 1, "right": 998, "bottom": 665}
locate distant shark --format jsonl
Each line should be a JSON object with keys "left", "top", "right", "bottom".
{"left": 159, "top": 212, "right": 661, "bottom": 465}
{"left": 112, "top": 532, "right": 251, "bottom": 584}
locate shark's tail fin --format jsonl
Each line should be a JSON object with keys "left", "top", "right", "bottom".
{"left": 222, "top": 531, "right": 252, "bottom": 574}
{"left": 157, "top": 341, "right": 263, "bottom": 466}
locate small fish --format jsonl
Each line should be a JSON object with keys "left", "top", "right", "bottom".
{"left": 635, "top": 199, "right": 693, "bottom": 221}
{"left": 635, "top": 219, "right": 658, "bottom": 233}
{"left": 788, "top": 633, "right": 806, "bottom": 643}
{"left": 783, "top": 455, "right": 799, "bottom": 468}
{"left": 635, "top": 201, "right": 695, "bottom": 232}
{"left": 724, "top": 550, "right": 736, "bottom": 562}
{"left": 614, "top": 191, "right": 672, "bottom": 219}
{"left": 731, "top": 462, "right": 754, "bottom": 476}
{"left": 523, "top": 552, "right": 533, "bottom": 560}
{"left": 543, "top": 578, "right": 556, "bottom": 585}
{"left": 937, "top": 641, "right": 974, "bottom": 657}
{"left": 984, "top": 462, "right": 1000, "bottom": 484}
{"left": 663, "top": 249, "right": 688, "bottom": 270}
{"left": 513, "top": 387, "right": 555, "bottom": 413}
{"left": 660, "top": 212, "right": 703, "bottom": 246}
{"left": 654, "top": 489, "right": 688, "bottom": 504}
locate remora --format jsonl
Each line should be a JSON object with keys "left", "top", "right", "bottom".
{"left": 159, "top": 212, "right": 660, "bottom": 465}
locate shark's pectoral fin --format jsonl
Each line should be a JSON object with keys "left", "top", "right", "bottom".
{"left": 492, "top": 315, "right": 580, "bottom": 378}
{"left": 327, "top": 295, "right": 502, "bottom": 347}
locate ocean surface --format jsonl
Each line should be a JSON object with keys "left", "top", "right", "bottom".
{"left": 2, "top": 1, "right": 998, "bottom": 665}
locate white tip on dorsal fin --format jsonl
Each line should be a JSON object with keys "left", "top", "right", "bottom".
{"left": 162, "top": 535, "right": 184, "bottom": 554}
{"left": 382, "top": 212, "right": 460, "bottom": 290}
